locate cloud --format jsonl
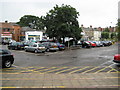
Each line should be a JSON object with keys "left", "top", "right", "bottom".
{"left": 0, "top": 0, "right": 119, "bottom": 27}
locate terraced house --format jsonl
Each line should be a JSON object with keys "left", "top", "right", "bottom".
{"left": 81, "top": 25, "right": 102, "bottom": 41}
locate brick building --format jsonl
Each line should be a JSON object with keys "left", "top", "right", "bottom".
{"left": 0, "top": 21, "right": 21, "bottom": 42}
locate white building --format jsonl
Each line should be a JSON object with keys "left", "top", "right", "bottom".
{"left": 93, "top": 30, "right": 101, "bottom": 41}
{"left": 25, "top": 31, "right": 43, "bottom": 41}
{"left": 81, "top": 25, "right": 101, "bottom": 41}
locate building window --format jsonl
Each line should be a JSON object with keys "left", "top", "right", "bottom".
{"left": 3, "top": 28, "right": 6, "bottom": 31}
{"left": 8, "top": 28, "right": 10, "bottom": 32}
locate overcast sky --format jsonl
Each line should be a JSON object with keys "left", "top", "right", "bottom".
{"left": 0, "top": 0, "right": 119, "bottom": 28}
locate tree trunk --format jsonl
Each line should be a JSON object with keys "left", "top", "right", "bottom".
{"left": 63, "top": 37, "right": 65, "bottom": 44}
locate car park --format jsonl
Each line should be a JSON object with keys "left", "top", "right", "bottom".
{"left": 24, "top": 43, "right": 46, "bottom": 53}
{"left": 113, "top": 54, "right": 120, "bottom": 63}
{"left": 8, "top": 42, "right": 24, "bottom": 50}
{"left": 42, "top": 42, "right": 59, "bottom": 52}
{"left": 0, "top": 49, "right": 14, "bottom": 68}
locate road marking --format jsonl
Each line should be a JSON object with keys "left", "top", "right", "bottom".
{"left": 55, "top": 67, "right": 78, "bottom": 74}
{"left": 69, "top": 66, "right": 89, "bottom": 74}
{"left": 2, "top": 76, "right": 120, "bottom": 81}
{"left": 2, "top": 66, "right": 120, "bottom": 74}
{"left": 94, "top": 66, "right": 111, "bottom": 73}
{"left": 0, "top": 87, "right": 20, "bottom": 88}
{"left": 100, "top": 60, "right": 114, "bottom": 66}
{"left": 31, "top": 67, "right": 57, "bottom": 73}
{"left": 20, "top": 67, "right": 47, "bottom": 73}
{"left": 108, "top": 62, "right": 116, "bottom": 67}
{"left": 81, "top": 66, "right": 100, "bottom": 74}
{"left": 43, "top": 67, "right": 69, "bottom": 74}
{"left": 107, "top": 67, "right": 119, "bottom": 73}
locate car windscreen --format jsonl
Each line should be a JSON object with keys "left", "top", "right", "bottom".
{"left": 16, "top": 42, "right": 22, "bottom": 45}
{"left": 50, "top": 43, "right": 57, "bottom": 46}
{"left": 38, "top": 44, "right": 44, "bottom": 47}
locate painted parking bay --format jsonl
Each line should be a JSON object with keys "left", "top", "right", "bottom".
{"left": 1, "top": 66, "right": 120, "bottom": 74}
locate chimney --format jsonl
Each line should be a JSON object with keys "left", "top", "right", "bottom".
{"left": 5, "top": 20, "right": 8, "bottom": 23}
{"left": 81, "top": 24, "right": 84, "bottom": 28}
{"left": 90, "top": 25, "right": 92, "bottom": 28}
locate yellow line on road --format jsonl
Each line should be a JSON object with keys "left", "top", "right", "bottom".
{"left": 1, "top": 77, "right": 120, "bottom": 81}
{"left": 55, "top": 67, "right": 78, "bottom": 74}
{"left": 69, "top": 66, "right": 89, "bottom": 74}
{"left": 1, "top": 73, "right": 20, "bottom": 74}
{"left": 0, "top": 87, "right": 19, "bottom": 88}
{"left": 31, "top": 67, "right": 57, "bottom": 73}
{"left": 107, "top": 67, "right": 119, "bottom": 73}
{"left": 94, "top": 66, "right": 110, "bottom": 73}
{"left": 0, "top": 86, "right": 65, "bottom": 88}
{"left": 43, "top": 67, "right": 68, "bottom": 74}
{"left": 81, "top": 66, "right": 99, "bottom": 74}
{"left": 20, "top": 67, "right": 46, "bottom": 73}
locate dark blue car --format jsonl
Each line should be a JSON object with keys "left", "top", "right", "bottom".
{"left": 56, "top": 43, "right": 65, "bottom": 50}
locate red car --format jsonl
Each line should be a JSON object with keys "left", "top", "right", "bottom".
{"left": 113, "top": 54, "right": 120, "bottom": 63}
{"left": 87, "top": 41, "right": 96, "bottom": 47}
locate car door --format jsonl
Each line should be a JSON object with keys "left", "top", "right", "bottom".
{"left": 27, "top": 45, "right": 32, "bottom": 51}
{"left": 0, "top": 50, "right": 2, "bottom": 67}
{"left": 1, "top": 50, "right": 10, "bottom": 67}
{"left": 31, "top": 44, "right": 37, "bottom": 51}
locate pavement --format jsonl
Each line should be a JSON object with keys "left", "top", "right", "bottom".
{"left": 1, "top": 72, "right": 120, "bottom": 89}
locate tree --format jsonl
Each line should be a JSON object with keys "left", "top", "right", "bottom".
{"left": 117, "top": 19, "right": 120, "bottom": 41}
{"left": 43, "top": 4, "right": 82, "bottom": 43}
{"left": 104, "top": 27, "right": 109, "bottom": 32}
{"left": 110, "top": 32, "right": 116, "bottom": 39}
{"left": 17, "top": 15, "right": 44, "bottom": 30}
{"left": 101, "top": 32, "right": 109, "bottom": 39}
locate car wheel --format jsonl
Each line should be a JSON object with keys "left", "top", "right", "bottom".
{"left": 25, "top": 49, "right": 28, "bottom": 52}
{"left": 47, "top": 49, "right": 50, "bottom": 52}
{"left": 34, "top": 49, "right": 38, "bottom": 53}
{"left": 8, "top": 47, "right": 10, "bottom": 50}
{"left": 3, "top": 60, "right": 12, "bottom": 68}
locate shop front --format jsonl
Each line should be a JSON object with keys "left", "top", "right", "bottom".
{"left": 1, "top": 32, "right": 12, "bottom": 44}
{"left": 1, "top": 33, "right": 12, "bottom": 40}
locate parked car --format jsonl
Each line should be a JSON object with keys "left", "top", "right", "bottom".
{"left": 81, "top": 41, "right": 91, "bottom": 48}
{"left": 113, "top": 54, "right": 120, "bottom": 63}
{"left": 101, "top": 41, "right": 112, "bottom": 46}
{"left": 24, "top": 43, "right": 46, "bottom": 53}
{"left": 2, "top": 40, "right": 9, "bottom": 45}
{"left": 8, "top": 42, "right": 24, "bottom": 50}
{"left": 56, "top": 43, "right": 65, "bottom": 50}
{"left": 87, "top": 41, "right": 96, "bottom": 47}
{"left": 9, "top": 40, "right": 16, "bottom": 44}
{"left": 42, "top": 42, "right": 59, "bottom": 51}
{"left": 0, "top": 49, "right": 14, "bottom": 68}
{"left": 92, "top": 41, "right": 103, "bottom": 47}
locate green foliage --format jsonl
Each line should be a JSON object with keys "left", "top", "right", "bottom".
{"left": 118, "top": 19, "right": 120, "bottom": 41}
{"left": 104, "top": 27, "right": 109, "bottom": 32}
{"left": 17, "top": 15, "right": 44, "bottom": 30}
{"left": 110, "top": 32, "right": 116, "bottom": 39}
{"left": 101, "top": 27, "right": 110, "bottom": 40}
{"left": 43, "top": 4, "right": 82, "bottom": 42}
{"left": 101, "top": 32, "right": 109, "bottom": 39}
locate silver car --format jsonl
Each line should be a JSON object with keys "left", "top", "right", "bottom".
{"left": 24, "top": 43, "right": 46, "bottom": 53}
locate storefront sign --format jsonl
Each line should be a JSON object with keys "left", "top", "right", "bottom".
{"left": 1, "top": 34, "right": 12, "bottom": 37}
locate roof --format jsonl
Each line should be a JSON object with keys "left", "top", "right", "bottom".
{"left": 0, "top": 22, "right": 19, "bottom": 29}
{"left": 21, "top": 27, "right": 33, "bottom": 31}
